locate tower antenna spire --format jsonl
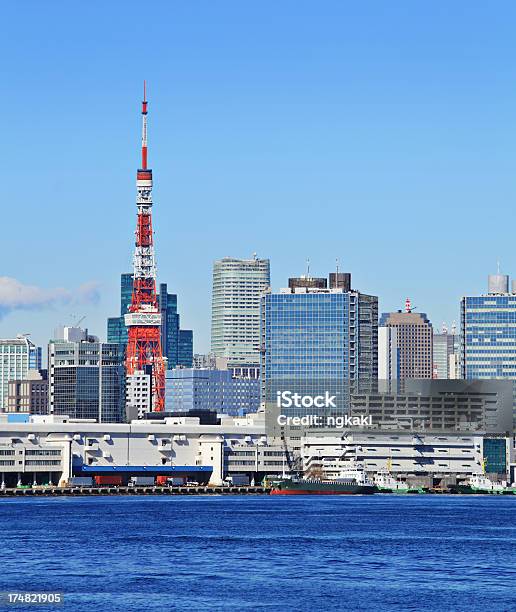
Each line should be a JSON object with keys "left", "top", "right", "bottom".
{"left": 141, "top": 80, "right": 148, "bottom": 170}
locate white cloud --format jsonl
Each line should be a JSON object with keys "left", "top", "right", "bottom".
{"left": 76, "top": 281, "right": 101, "bottom": 306}
{"left": 0, "top": 276, "right": 101, "bottom": 319}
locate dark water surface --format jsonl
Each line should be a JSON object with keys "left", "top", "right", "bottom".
{"left": 0, "top": 495, "right": 515, "bottom": 611}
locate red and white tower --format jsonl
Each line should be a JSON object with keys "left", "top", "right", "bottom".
{"left": 124, "top": 83, "right": 166, "bottom": 412}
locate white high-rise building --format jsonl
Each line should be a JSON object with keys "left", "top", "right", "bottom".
{"left": 126, "top": 370, "right": 153, "bottom": 420}
{"left": 0, "top": 336, "right": 41, "bottom": 411}
{"left": 433, "top": 325, "right": 458, "bottom": 379}
{"left": 378, "top": 326, "right": 399, "bottom": 380}
{"left": 211, "top": 255, "right": 270, "bottom": 372}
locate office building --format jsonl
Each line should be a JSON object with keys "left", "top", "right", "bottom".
{"left": 178, "top": 330, "right": 193, "bottom": 367}
{"left": 159, "top": 283, "right": 193, "bottom": 368}
{"left": 107, "top": 273, "right": 133, "bottom": 348}
{"left": 165, "top": 368, "right": 260, "bottom": 416}
{"left": 159, "top": 286, "right": 178, "bottom": 364}
{"left": 461, "top": 274, "right": 516, "bottom": 380}
{"left": 433, "top": 325, "right": 459, "bottom": 379}
{"left": 379, "top": 301, "right": 433, "bottom": 379}
{"left": 125, "top": 368, "right": 152, "bottom": 420}
{"left": 378, "top": 326, "right": 399, "bottom": 380}
{"left": 261, "top": 271, "right": 378, "bottom": 408}
{"left": 193, "top": 353, "right": 229, "bottom": 370}
{"left": 30, "top": 347, "right": 42, "bottom": 371}
{"left": 5, "top": 370, "right": 48, "bottom": 415}
{"left": 48, "top": 338, "right": 125, "bottom": 423}
{"left": 0, "top": 337, "right": 42, "bottom": 411}
{"left": 107, "top": 274, "right": 193, "bottom": 368}
{"left": 461, "top": 273, "right": 516, "bottom": 422}
{"left": 211, "top": 255, "right": 270, "bottom": 372}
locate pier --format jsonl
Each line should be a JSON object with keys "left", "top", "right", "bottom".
{"left": 0, "top": 485, "right": 271, "bottom": 497}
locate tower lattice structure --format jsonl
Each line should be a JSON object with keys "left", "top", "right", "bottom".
{"left": 124, "top": 83, "right": 166, "bottom": 412}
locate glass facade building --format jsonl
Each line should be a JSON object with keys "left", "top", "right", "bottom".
{"left": 165, "top": 368, "right": 260, "bottom": 416}
{"left": 159, "top": 284, "right": 193, "bottom": 368}
{"left": 159, "top": 287, "right": 179, "bottom": 367}
{"left": 48, "top": 341, "right": 125, "bottom": 422}
{"left": 461, "top": 277, "right": 516, "bottom": 422}
{"left": 107, "top": 273, "right": 133, "bottom": 348}
{"left": 461, "top": 295, "right": 516, "bottom": 379}
{"left": 178, "top": 330, "right": 194, "bottom": 367}
{"left": 29, "top": 347, "right": 42, "bottom": 371}
{"left": 261, "top": 285, "right": 378, "bottom": 409}
{"left": 482, "top": 438, "right": 507, "bottom": 475}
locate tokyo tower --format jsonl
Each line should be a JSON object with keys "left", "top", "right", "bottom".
{"left": 124, "top": 83, "right": 166, "bottom": 412}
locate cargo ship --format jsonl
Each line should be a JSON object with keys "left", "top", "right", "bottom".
{"left": 270, "top": 464, "right": 375, "bottom": 495}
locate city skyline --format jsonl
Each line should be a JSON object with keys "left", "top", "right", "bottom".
{"left": 2, "top": 5, "right": 516, "bottom": 608}
{"left": 2, "top": 3, "right": 516, "bottom": 352}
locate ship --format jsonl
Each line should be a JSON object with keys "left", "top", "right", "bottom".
{"left": 374, "top": 469, "right": 411, "bottom": 494}
{"left": 451, "top": 458, "right": 511, "bottom": 494}
{"left": 452, "top": 473, "right": 507, "bottom": 495}
{"left": 373, "top": 462, "right": 428, "bottom": 494}
{"left": 270, "top": 463, "right": 376, "bottom": 495}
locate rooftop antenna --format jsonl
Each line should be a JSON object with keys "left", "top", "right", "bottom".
{"left": 497, "top": 260, "right": 501, "bottom": 275}
{"left": 336, "top": 258, "right": 339, "bottom": 275}
{"left": 306, "top": 258, "right": 310, "bottom": 278}
{"left": 69, "top": 314, "right": 86, "bottom": 327}
{"left": 405, "top": 297, "right": 412, "bottom": 313}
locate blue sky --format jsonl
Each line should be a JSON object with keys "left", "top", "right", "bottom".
{"left": 1, "top": 1, "right": 516, "bottom": 352}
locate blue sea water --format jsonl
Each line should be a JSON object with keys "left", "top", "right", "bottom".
{"left": 0, "top": 495, "right": 515, "bottom": 611}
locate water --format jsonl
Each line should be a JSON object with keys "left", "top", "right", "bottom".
{"left": 0, "top": 495, "right": 515, "bottom": 611}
